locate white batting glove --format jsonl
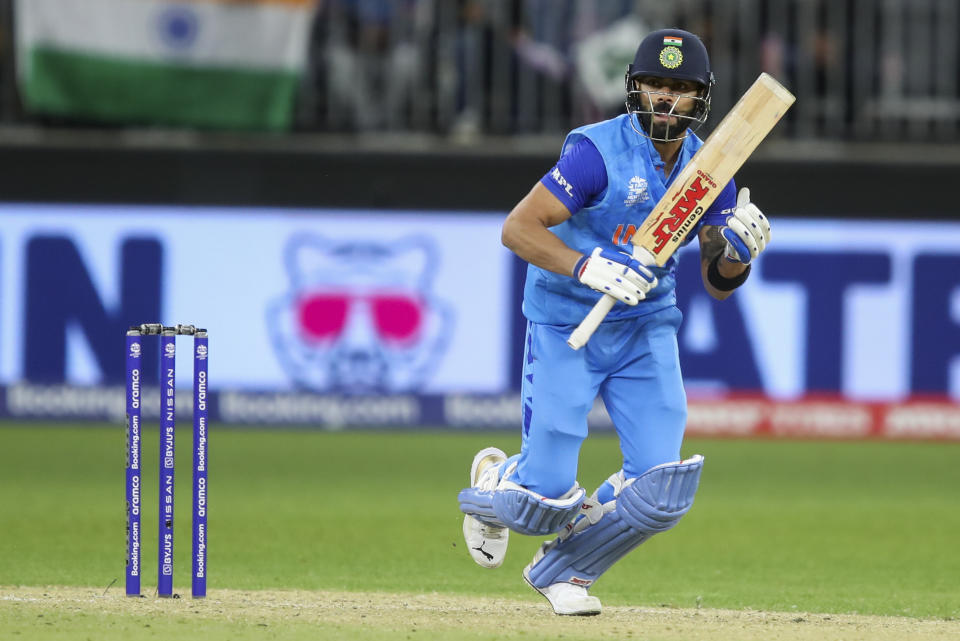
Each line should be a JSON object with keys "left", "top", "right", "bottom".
{"left": 574, "top": 247, "right": 657, "bottom": 305}
{"left": 722, "top": 187, "right": 771, "bottom": 264}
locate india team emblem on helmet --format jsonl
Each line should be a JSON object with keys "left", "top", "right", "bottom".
{"left": 267, "top": 234, "right": 455, "bottom": 393}
{"left": 659, "top": 46, "right": 683, "bottom": 69}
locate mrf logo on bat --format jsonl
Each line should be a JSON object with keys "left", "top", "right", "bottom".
{"left": 648, "top": 169, "right": 717, "bottom": 253}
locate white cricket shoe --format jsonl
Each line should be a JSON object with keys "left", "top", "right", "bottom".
{"left": 522, "top": 565, "right": 602, "bottom": 616}
{"left": 462, "top": 447, "right": 509, "bottom": 568}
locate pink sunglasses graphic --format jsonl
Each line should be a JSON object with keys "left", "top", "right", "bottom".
{"left": 296, "top": 291, "right": 425, "bottom": 344}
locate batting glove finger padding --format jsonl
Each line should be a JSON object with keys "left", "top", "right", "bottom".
{"left": 722, "top": 187, "right": 771, "bottom": 264}
{"left": 575, "top": 247, "right": 658, "bottom": 305}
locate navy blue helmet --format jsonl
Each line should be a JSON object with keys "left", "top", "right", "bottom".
{"left": 625, "top": 29, "right": 715, "bottom": 141}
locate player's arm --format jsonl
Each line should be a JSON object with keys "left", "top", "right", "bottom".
{"left": 502, "top": 182, "right": 582, "bottom": 277}
{"left": 698, "top": 187, "right": 771, "bottom": 301}
{"left": 502, "top": 140, "right": 657, "bottom": 306}
{"left": 698, "top": 225, "right": 745, "bottom": 300}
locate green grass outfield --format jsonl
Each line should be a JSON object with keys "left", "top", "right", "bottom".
{"left": 1, "top": 423, "right": 959, "bottom": 639}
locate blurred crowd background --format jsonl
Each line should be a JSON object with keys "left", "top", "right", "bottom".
{"left": 2, "top": 0, "right": 957, "bottom": 145}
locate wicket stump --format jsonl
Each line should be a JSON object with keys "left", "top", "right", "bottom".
{"left": 125, "top": 323, "right": 208, "bottom": 598}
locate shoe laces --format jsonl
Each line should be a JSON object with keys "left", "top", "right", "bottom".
{"left": 556, "top": 582, "right": 591, "bottom": 598}
{"left": 475, "top": 461, "right": 503, "bottom": 491}
{"left": 478, "top": 521, "right": 506, "bottom": 539}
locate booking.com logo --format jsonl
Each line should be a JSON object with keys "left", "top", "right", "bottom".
{"left": 267, "top": 234, "right": 455, "bottom": 393}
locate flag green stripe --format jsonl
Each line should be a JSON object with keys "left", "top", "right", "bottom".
{"left": 22, "top": 47, "right": 300, "bottom": 131}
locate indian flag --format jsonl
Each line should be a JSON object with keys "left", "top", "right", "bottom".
{"left": 15, "top": 0, "right": 317, "bottom": 131}
{"left": 663, "top": 36, "right": 683, "bottom": 47}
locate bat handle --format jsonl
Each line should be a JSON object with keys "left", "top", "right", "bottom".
{"left": 567, "top": 295, "right": 616, "bottom": 350}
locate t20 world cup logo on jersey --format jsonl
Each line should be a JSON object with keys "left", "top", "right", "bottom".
{"left": 623, "top": 176, "right": 650, "bottom": 206}
{"left": 267, "top": 234, "right": 455, "bottom": 393}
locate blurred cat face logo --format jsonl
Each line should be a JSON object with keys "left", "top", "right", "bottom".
{"left": 268, "top": 234, "right": 455, "bottom": 393}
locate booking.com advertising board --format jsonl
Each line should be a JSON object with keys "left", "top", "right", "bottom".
{"left": 1, "top": 204, "right": 958, "bottom": 439}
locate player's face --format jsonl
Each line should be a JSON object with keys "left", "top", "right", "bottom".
{"left": 635, "top": 76, "right": 701, "bottom": 139}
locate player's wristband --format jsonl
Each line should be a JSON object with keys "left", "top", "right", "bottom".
{"left": 573, "top": 254, "right": 589, "bottom": 280}
{"left": 707, "top": 255, "right": 751, "bottom": 291}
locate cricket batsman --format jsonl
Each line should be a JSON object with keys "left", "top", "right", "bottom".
{"left": 457, "top": 28, "right": 772, "bottom": 615}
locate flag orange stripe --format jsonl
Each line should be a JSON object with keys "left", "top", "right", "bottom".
{"left": 186, "top": 0, "right": 318, "bottom": 7}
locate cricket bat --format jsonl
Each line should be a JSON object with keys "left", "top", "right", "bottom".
{"left": 567, "top": 72, "right": 796, "bottom": 350}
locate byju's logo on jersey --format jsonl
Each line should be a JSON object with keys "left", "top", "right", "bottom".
{"left": 624, "top": 176, "right": 650, "bottom": 206}
{"left": 267, "top": 234, "right": 455, "bottom": 393}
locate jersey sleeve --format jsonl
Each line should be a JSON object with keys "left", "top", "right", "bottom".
{"left": 700, "top": 178, "right": 737, "bottom": 227}
{"left": 539, "top": 137, "right": 608, "bottom": 214}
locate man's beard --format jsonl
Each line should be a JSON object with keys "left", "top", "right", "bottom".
{"left": 642, "top": 103, "right": 691, "bottom": 140}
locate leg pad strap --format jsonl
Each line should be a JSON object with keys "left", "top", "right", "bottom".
{"left": 459, "top": 478, "right": 586, "bottom": 537}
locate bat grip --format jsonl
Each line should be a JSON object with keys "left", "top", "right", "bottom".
{"left": 566, "top": 295, "right": 616, "bottom": 350}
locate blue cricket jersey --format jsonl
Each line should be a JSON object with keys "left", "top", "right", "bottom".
{"left": 525, "top": 114, "right": 736, "bottom": 325}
